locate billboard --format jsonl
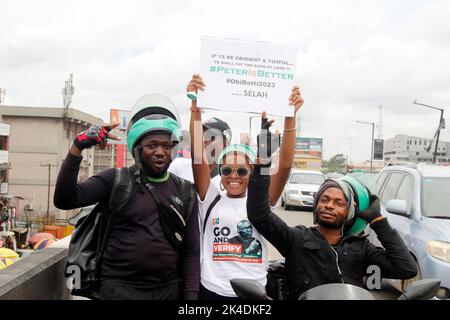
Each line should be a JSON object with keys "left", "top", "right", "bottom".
{"left": 293, "top": 158, "right": 322, "bottom": 171}
{"left": 110, "top": 109, "right": 131, "bottom": 131}
{"left": 295, "top": 137, "right": 323, "bottom": 151}
{"left": 373, "top": 139, "right": 384, "bottom": 160}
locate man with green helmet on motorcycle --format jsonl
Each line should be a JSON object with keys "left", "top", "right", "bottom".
{"left": 247, "top": 123, "right": 418, "bottom": 299}
{"left": 54, "top": 94, "right": 200, "bottom": 300}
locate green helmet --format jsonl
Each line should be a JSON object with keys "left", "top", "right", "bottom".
{"left": 218, "top": 144, "right": 257, "bottom": 173}
{"left": 339, "top": 175, "right": 370, "bottom": 235}
{"left": 126, "top": 114, "right": 181, "bottom": 154}
{"left": 127, "top": 93, "right": 181, "bottom": 131}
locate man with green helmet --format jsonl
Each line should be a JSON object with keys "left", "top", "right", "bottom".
{"left": 54, "top": 95, "right": 200, "bottom": 300}
{"left": 127, "top": 114, "right": 182, "bottom": 177}
{"left": 247, "top": 124, "right": 418, "bottom": 299}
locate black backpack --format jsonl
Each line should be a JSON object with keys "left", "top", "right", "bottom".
{"left": 65, "top": 166, "right": 196, "bottom": 299}
{"left": 144, "top": 171, "right": 197, "bottom": 249}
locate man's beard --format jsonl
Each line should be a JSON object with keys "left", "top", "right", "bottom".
{"left": 141, "top": 159, "right": 170, "bottom": 178}
{"left": 316, "top": 213, "right": 346, "bottom": 229}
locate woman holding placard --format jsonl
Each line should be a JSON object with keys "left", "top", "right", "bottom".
{"left": 188, "top": 74, "right": 303, "bottom": 299}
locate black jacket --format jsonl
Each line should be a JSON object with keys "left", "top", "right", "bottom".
{"left": 54, "top": 153, "right": 200, "bottom": 298}
{"left": 247, "top": 167, "right": 417, "bottom": 299}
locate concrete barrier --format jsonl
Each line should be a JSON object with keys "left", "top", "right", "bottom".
{"left": 0, "top": 236, "right": 72, "bottom": 300}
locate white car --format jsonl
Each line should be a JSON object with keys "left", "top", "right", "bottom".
{"left": 281, "top": 170, "right": 326, "bottom": 211}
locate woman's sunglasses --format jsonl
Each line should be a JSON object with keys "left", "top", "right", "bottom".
{"left": 220, "top": 166, "right": 250, "bottom": 178}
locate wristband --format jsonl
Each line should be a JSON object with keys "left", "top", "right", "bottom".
{"left": 187, "top": 92, "right": 197, "bottom": 101}
{"left": 370, "top": 216, "right": 385, "bottom": 225}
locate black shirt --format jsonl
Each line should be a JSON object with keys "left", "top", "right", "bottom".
{"left": 54, "top": 153, "right": 200, "bottom": 295}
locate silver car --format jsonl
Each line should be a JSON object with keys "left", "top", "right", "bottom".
{"left": 281, "top": 170, "right": 325, "bottom": 211}
{"left": 367, "top": 164, "right": 450, "bottom": 299}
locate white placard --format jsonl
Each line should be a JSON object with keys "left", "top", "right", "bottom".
{"left": 198, "top": 37, "right": 298, "bottom": 117}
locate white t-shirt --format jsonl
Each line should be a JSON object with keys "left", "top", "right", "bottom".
{"left": 168, "top": 157, "right": 222, "bottom": 191}
{"left": 198, "top": 183, "right": 269, "bottom": 297}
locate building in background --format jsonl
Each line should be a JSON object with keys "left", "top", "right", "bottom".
{"left": 293, "top": 137, "right": 323, "bottom": 171}
{"left": 92, "top": 145, "right": 115, "bottom": 174}
{"left": 92, "top": 142, "right": 134, "bottom": 174}
{"left": 383, "top": 134, "right": 449, "bottom": 165}
{"left": 0, "top": 106, "right": 103, "bottom": 221}
{"left": 347, "top": 160, "right": 385, "bottom": 173}
{"left": 0, "top": 123, "right": 10, "bottom": 196}
{"left": 94, "top": 108, "right": 134, "bottom": 174}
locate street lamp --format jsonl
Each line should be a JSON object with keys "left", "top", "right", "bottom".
{"left": 411, "top": 100, "right": 445, "bottom": 164}
{"left": 356, "top": 120, "right": 375, "bottom": 173}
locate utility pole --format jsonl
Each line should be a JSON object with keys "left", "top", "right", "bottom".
{"left": 411, "top": 100, "right": 445, "bottom": 164}
{"left": 377, "top": 103, "right": 383, "bottom": 139}
{"left": 356, "top": 120, "right": 375, "bottom": 173}
{"left": 41, "top": 163, "right": 59, "bottom": 224}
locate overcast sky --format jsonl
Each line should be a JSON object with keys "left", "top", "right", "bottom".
{"left": 1, "top": 0, "right": 449, "bottom": 163}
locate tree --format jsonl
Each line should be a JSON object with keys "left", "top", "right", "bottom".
{"left": 323, "top": 153, "right": 347, "bottom": 174}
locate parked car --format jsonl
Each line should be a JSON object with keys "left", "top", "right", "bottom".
{"left": 366, "top": 164, "right": 450, "bottom": 299}
{"left": 326, "top": 172, "right": 344, "bottom": 179}
{"left": 281, "top": 170, "right": 325, "bottom": 211}
{"left": 347, "top": 172, "right": 379, "bottom": 195}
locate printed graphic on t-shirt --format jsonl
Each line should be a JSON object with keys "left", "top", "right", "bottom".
{"left": 212, "top": 219, "right": 262, "bottom": 263}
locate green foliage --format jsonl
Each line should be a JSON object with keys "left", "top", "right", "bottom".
{"left": 323, "top": 153, "right": 347, "bottom": 174}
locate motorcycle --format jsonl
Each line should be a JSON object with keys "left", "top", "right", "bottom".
{"left": 230, "top": 278, "right": 441, "bottom": 300}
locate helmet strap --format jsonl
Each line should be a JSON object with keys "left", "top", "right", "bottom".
{"left": 132, "top": 146, "right": 143, "bottom": 182}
